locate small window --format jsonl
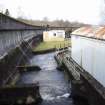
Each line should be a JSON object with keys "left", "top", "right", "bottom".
{"left": 54, "top": 33, "right": 56, "bottom": 36}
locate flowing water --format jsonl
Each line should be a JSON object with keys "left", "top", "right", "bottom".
{"left": 17, "top": 52, "right": 87, "bottom": 105}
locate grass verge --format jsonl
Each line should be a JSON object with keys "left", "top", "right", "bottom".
{"left": 33, "top": 39, "right": 71, "bottom": 52}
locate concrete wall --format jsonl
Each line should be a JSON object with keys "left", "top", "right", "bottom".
{"left": 0, "top": 30, "right": 43, "bottom": 58}
{"left": 0, "top": 13, "right": 44, "bottom": 86}
{"left": 0, "top": 29, "right": 43, "bottom": 85}
{"left": 71, "top": 35, "right": 105, "bottom": 87}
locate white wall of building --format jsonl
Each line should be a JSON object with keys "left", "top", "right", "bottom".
{"left": 71, "top": 35, "right": 105, "bottom": 87}
{"left": 43, "top": 30, "right": 65, "bottom": 42}
{"left": 71, "top": 35, "right": 82, "bottom": 65}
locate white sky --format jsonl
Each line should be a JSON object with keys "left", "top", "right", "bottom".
{"left": 0, "top": 0, "right": 104, "bottom": 25}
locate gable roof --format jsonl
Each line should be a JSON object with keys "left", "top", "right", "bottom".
{"left": 71, "top": 26, "right": 105, "bottom": 40}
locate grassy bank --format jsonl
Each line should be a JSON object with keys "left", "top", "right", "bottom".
{"left": 33, "top": 39, "right": 71, "bottom": 52}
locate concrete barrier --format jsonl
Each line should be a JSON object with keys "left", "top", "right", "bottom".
{"left": 55, "top": 51, "right": 105, "bottom": 105}
{"left": 0, "top": 83, "right": 42, "bottom": 104}
{"left": 17, "top": 65, "right": 41, "bottom": 73}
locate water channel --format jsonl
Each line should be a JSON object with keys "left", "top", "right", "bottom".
{"left": 17, "top": 52, "right": 88, "bottom": 105}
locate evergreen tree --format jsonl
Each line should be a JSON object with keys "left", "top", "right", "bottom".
{"left": 5, "top": 9, "right": 10, "bottom": 16}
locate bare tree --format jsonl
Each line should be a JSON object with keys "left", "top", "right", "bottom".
{"left": 0, "top": 4, "right": 5, "bottom": 13}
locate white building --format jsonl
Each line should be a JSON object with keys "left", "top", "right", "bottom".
{"left": 71, "top": 26, "right": 105, "bottom": 87}
{"left": 43, "top": 30, "right": 65, "bottom": 42}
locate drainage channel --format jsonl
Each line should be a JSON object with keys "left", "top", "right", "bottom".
{"left": 17, "top": 52, "right": 88, "bottom": 105}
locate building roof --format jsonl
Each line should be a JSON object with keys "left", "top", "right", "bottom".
{"left": 48, "top": 30, "right": 65, "bottom": 32}
{"left": 0, "top": 13, "right": 44, "bottom": 30}
{"left": 71, "top": 26, "right": 105, "bottom": 40}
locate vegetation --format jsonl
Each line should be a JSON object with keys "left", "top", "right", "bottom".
{"left": 17, "top": 17, "right": 89, "bottom": 35}
{"left": 17, "top": 17, "right": 87, "bottom": 28}
{"left": 0, "top": 8, "right": 88, "bottom": 28}
{"left": 5, "top": 9, "right": 10, "bottom": 16}
{"left": 33, "top": 40, "right": 71, "bottom": 52}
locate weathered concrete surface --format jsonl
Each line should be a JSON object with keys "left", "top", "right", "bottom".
{"left": 0, "top": 41, "right": 43, "bottom": 104}
{"left": 0, "top": 13, "right": 45, "bottom": 104}
{"left": 0, "top": 41, "right": 33, "bottom": 86}
{"left": 0, "top": 30, "right": 42, "bottom": 57}
{"left": 55, "top": 50, "right": 105, "bottom": 105}
{"left": 0, "top": 27, "right": 43, "bottom": 85}
{"left": 17, "top": 65, "right": 41, "bottom": 73}
{"left": 0, "top": 83, "right": 42, "bottom": 105}
{"left": 0, "top": 13, "right": 44, "bottom": 58}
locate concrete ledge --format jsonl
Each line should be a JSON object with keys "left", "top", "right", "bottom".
{"left": 17, "top": 65, "right": 41, "bottom": 73}
{"left": 67, "top": 58, "right": 105, "bottom": 105}
{"left": 54, "top": 55, "right": 63, "bottom": 67}
{"left": 55, "top": 51, "right": 105, "bottom": 105}
{"left": 0, "top": 83, "right": 42, "bottom": 104}
{"left": 32, "top": 48, "right": 56, "bottom": 55}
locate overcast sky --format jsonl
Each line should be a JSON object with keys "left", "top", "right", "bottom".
{"left": 0, "top": 0, "right": 105, "bottom": 25}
